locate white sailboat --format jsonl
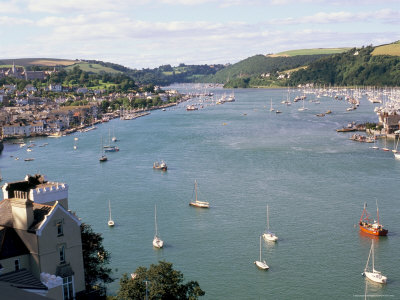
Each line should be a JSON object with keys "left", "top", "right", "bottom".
{"left": 254, "top": 235, "right": 269, "bottom": 270}
{"left": 152, "top": 204, "right": 164, "bottom": 248}
{"left": 112, "top": 126, "right": 118, "bottom": 142}
{"left": 262, "top": 205, "right": 278, "bottom": 242}
{"left": 362, "top": 240, "right": 387, "bottom": 284}
{"left": 107, "top": 200, "right": 115, "bottom": 226}
{"left": 189, "top": 180, "right": 209, "bottom": 208}
{"left": 298, "top": 98, "right": 308, "bottom": 111}
{"left": 269, "top": 99, "right": 275, "bottom": 112}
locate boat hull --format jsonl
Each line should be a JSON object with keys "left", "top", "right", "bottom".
{"left": 108, "top": 220, "right": 115, "bottom": 226}
{"left": 153, "top": 237, "right": 164, "bottom": 248}
{"left": 364, "top": 271, "right": 387, "bottom": 284}
{"left": 189, "top": 201, "right": 209, "bottom": 208}
{"left": 359, "top": 224, "right": 388, "bottom": 236}
{"left": 254, "top": 260, "right": 269, "bottom": 270}
{"left": 262, "top": 232, "right": 278, "bottom": 242}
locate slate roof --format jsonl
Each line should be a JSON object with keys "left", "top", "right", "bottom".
{"left": 0, "top": 269, "right": 47, "bottom": 290}
{"left": 0, "top": 199, "right": 52, "bottom": 232}
{"left": 0, "top": 226, "right": 30, "bottom": 259}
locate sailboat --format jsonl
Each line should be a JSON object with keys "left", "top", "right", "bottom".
{"left": 269, "top": 99, "right": 275, "bottom": 112}
{"left": 189, "top": 180, "right": 209, "bottom": 208}
{"left": 153, "top": 204, "right": 164, "bottom": 248}
{"left": 262, "top": 205, "right": 278, "bottom": 242}
{"left": 111, "top": 126, "right": 118, "bottom": 142}
{"left": 99, "top": 137, "right": 108, "bottom": 162}
{"left": 104, "top": 128, "right": 119, "bottom": 152}
{"left": 107, "top": 200, "right": 115, "bottom": 226}
{"left": 381, "top": 136, "right": 389, "bottom": 151}
{"left": 254, "top": 235, "right": 269, "bottom": 270}
{"left": 298, "top": 98, "right": 308, "bottom": 111}
{"left": 362, "top": 240, "right": 387, "bottom": 284}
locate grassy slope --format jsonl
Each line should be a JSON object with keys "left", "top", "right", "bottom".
{"left": 371, "top": 41, "right": 400, "bottom": 56}
{"left": 65, "top": 62, "right": 122, "bottom": 74}
{"left": 0, "top": 58, "right": 76, "bottom": 66}
{"left": 271, "top": 48, "right": 351, "bottom": 57}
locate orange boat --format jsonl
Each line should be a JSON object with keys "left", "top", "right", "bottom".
{"left": 359, "top": 202, "right": 388, "bottom": 236}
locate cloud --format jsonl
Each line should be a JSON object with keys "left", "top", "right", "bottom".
{"left": 273, "top": 9, "right": 400, "bottom": 25}
{"left": 0, "top": 0, "right": 21, "bottom": 14}
{"left": 0, "top": 16, "right": 33, "bottom": 26}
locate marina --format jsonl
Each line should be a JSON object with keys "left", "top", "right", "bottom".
{"left": 0, "top": 86, "right": 399, "bottom": 299}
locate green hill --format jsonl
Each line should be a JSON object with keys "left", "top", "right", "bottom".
{"left": 371, "top": 41, "right": 400, "bottom": 56}
{"left": 201, "top": 54, "right": 329, "bottom": 84}
{"left": 65, "top": 62, "right": 122, "bottom": 74}
{"left": 288, "top": 44, "right": 400, "bottom": 86}
{"left": 271, "top": 48, "right": 350, "bottom": 57}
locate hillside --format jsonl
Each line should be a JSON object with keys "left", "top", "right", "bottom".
{"left": 270, "top": 48, "right": 350, "bottom": 57}
{"left": 201, "top": 54, "right": 329, "bottom": 84}
{"left": 0, "top": 58, "right": 77, "bottom": 67}
{"left": 371, "top": 41, "right": 400, "bottom": 56}
{"left": 65, "top": 62, "right": 122, "bottom": 74}
{"left": 288, "top": 44, "right": 400, "bottom": 86}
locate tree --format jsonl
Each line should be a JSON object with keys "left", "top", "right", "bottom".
{"left": 117, "top": 261, "right": 205, "bottom": 300}
{"left": 80, "top": 223, "right": 114, "bottom": 293}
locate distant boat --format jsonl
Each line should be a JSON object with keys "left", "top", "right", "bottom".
{"left": 24, "top": 158, "right": 34, "bottom": 161}
{"left": 325, "top": 110, "right": 332, "bottom": 114}
{"left": 269, "top": 99, "right": 275, "bottom": 112}
{"left": 99, "top": 137, "right": 108, "bottom": 162}
{"left": 153, "top": 160, "right": 167, "bottom": 171}
{"left": 254, "top": 235, "right": 269, "bottom": 270}
{"left": 262, "top": 205, "right": 278, "bottom": 242}
{"left": 108, "top": 200, "right": 115, "bottom": 227}
{"left": 395, "top": 152, "right": 400, "bottom": 160}
{"left": 153, "top": 204, "right": 164, "bottom": 248}
{"left": 112, "top": 126, "right": 118, "bottom": 142}
{"left": 189, "top": 180, "right": 209, "bottom": 208}
{"left": 359, "top": 202, "right": 388, "bottom": 236}
{"left": 297, "top": 99, "right": 308, "bottom": 111}
{"left": 362, "top": 240, "right": 387, "bottom": 284}
{"left": 186, "top": 105, "right": 198, "bottom": 111}
{"left": 104, "top": 129, "right": 119, "bottom": 151}
{"left": 275, "top": 110, "right": 282, "bottom": 114}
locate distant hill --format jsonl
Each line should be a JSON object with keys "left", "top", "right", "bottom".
{"left": 64, "top": 62, "right": 122, "bottom": 74}
{"left": 288, "top": 44, "right": 400, "bottom": 86}
{"left": 0, "top": 58, "right": 77, "bottom": 67}
{"left": 270, "top": 48, "right": 350, "bottom": 57}
{"left": 201, "top": 54, "right": 330, "bottom": 83}
{"left": 371, "top": 41, "right": 400, "bottom": 56}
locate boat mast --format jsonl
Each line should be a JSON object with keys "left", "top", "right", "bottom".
{"left": 376, "top": 199, "right": 379, "bottom": 225}
{"left": 195, "top": 180, "right": 198, "bottom": 203}
{"left": 154, "top": 204, "right": 158, "bottom": 237}
{"left": 267, "top": 205, "right": 270, "bottom": 232}
{"left": 372, "top": 240, "right": 375, "bottom": 272}
{"left": 365, "top": 241, "right": 372, "bottom": 272}
{"left": 108, "top": 200, "right": 112, "bottom": 221}
{"left": 259, "top": 235, "right": 262, "bottom": 261}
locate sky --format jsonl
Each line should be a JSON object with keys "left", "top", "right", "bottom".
{"left": 1, "top": 0, "right": 399, "bottom": 69}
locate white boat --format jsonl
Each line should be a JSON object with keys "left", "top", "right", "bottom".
{"left": 262, "top": 205, "right": 278, "bottom": 242}
{"left": 362, "top": 240, "right": 387, "bottom": 284}
{"left": 152, "top": 204, "right": 164, "bottom": 248}
{"left": 298, "top": 99, "right": 308, "bottom": 111}
{"left": 189, "top": 180, "right": 209, "bottom": 208}
{"left": 269, "top": 99, "right": 275, "bottom": 112}
{"left": 254, "top": 235, "right": 269, "bottom": 270}
{"left": 107, "top": 200, "right": 115, "bottom": 226}
{"left": 99, "top": 137, "right": 108, "bottom": 162}
{"left": 111, "top": 126, "right": 118, "bottom": 142}
{"left": 395, "top": 152, "right": 400, "bottom": 160}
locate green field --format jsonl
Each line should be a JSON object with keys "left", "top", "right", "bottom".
{"left": 371, "top": 41, "right": 400, "bottom": 56}
{"left": 271, "top": 48, "right": 351, "bottom": 57}
{"left": 65, "top": 62, "right": 121, "bottom": 74}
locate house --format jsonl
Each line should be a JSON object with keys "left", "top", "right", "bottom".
{"left": 49, "top": 85, "right": 63, "bottom": 93}
{"left": 2, "top": 122, "right": 31, "bottom": 138}
{"left": 0, "top": 174, "right": 85, "bottom": 300}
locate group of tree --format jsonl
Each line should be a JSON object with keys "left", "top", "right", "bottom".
{"left": 288, "top": 46, "right": 400, "bottom": 86}
{"left": 81, "top": 223, "right": 204, "bottom": 299}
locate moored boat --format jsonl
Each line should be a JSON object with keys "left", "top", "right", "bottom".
{"left": 153, "top": 160, "right": 167, "bottom": 171}
{"left": 359, "top": 202, "right": 388, "bottom": 236}
{"left": 362, "top": 240, "right": 387, "bottom": 284}
{"left": 189, "top": 180, "right": 209, "bottom": 208}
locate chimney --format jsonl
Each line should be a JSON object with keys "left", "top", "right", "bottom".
{"left": 10, "top": 196, "right": 34, "bottom": 231}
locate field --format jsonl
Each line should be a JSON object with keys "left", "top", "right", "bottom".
{"left": 269, "top": 48, "right": 351, "bottom": 57}
{"left": 65, "top": 62, "right": 121, "bottom": 74}
{"left": 371, "top": 41, "right": 400, "bottom": 56}
{"left": 0, "top": 58, "right": 76, "bottom": 66}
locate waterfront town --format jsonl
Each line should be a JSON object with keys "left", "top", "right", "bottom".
{"left": 0, "top": 63, "right": 184, "bottom": 140}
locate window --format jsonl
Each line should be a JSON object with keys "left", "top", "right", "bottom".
{"left": 62, "top": 276, "right": 74, "bottom": 300}
{"left": 14, "top": 259, "right": 20, "bottom": 271}
{"left": 56, "top": 221, "right": 63, "bottom": 236}
{"left": 59, "top": 245, "right": 65, "bottom": 263}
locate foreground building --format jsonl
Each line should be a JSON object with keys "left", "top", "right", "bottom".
{"left": 0, "top": 174, "right": 85, "bottom": 299}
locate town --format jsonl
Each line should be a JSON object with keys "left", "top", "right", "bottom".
{"left": 0, "top": 62, "right": 184, "bottom": 139}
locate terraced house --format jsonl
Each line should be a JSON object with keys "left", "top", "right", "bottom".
{"left": 0, "top": 174, "right": 85, "bottom": 300}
